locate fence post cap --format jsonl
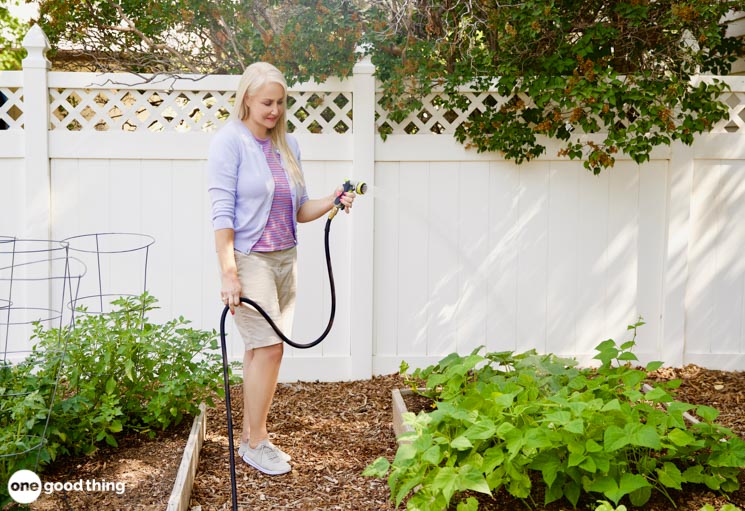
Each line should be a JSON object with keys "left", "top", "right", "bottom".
{"left": 353, "top": 54, "right": 375, "bottom": 75}
{"left": 22, "top": 24, "right": 51, "bottom": 68}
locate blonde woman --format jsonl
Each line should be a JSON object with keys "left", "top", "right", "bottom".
{"left": 207, "top": 62, "right": 355, "bottom": 475}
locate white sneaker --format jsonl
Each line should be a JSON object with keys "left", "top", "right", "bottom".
{"left": 241, "top": 439, "right": 291, "bottom": 475}
{"left": 239, "top": 440, "right": 291, "bottom": 462}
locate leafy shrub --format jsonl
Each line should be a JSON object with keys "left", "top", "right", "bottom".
{"left": 593, "top": 503, "right": 744, "bottom": 511}
{"left": 364, "top": 321, "right": 745, "bottom": 510}
{"left": 698, "top": 505, "right": 743, "bottom": 511}
{"left": 0, "top": 293, "right": 225, "bottom": 504}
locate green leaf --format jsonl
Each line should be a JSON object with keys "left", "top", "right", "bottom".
{"left": 530, "top": 452, "right": 562, "bottom": 487}
{"left": 619, "top": 473, "right": 650, "bottom": 496}
{"left": 629, "top": 485, "right": 652, "bottom": 507}
{"left": 620, "top": 370, "right": 646, "bottom": 388}
{"left": 645, "top": 361, "right": 663, "bottom": 372}
{"left": 604, "top": 426, "right": 629, "bottom": 451}
{"left": 667, "top": 428, "right": 694, "bottom": 447}
{"left": 617, "top": 351, "right": 638, "bottom": 362}
{"left": 643, "top": 386, "right": 670, "bottom": 402}
{"left": 656, "top": 462, "right": 683, "bottom": 490}
{"left": 362, "top": 457, "right": 390, "bottom": 477}
{"left": 422, "top": 445, "right": 441, "bottom": 465}
{"left": 568, "top": 450, "right": 585, "bottom": 467}
{"left": 456, "top": 497, "right": 479, "bottom": 511}
{"left": 393, "top": 443, "right": 418, "bottom": 465}
{"left": 587, "top": 474, "right": 650, "bottom": 506}
{"left": 496, "top": 421, "right": 516, "bottom": 439}
{"left": 524, "top": 428, "right": 553, "bottom": 449}
{"left": 601, "top": 399, "right": 621, "bottom": 412}
{"left": 493, "top": 392, "right": 516, "bottom": 409}
{"left": 545, "top": 410, "right": 572, "bottom": 425}
{"left": 586, "top": 439, "right": 603, "bottom": 453}
{"left": 682, "top": 465, "right": 705, "bottom": 484}
{"left": 695, "top": 405, "right": 720, "bottom": 422}
{"left": 464, "top": 420, "right": 496, "bottom": 441}
{"left": 451, "top": 436, "right": 474, "bottom": 450}
{"left": 544, "top": 478, "right": 565, "bottom": 505}
{"left": 629, "top": 424, "right": 661, "bottom": 450}
{"left": 124, "top": 359, "right": 134, "bottom": 381}
{"left": 482, "top": 446, "right": 506, "bottom": 474}
{"left": 565, "top": 418, "right": 584, "bottom": 435}
{"left": 433, "top": 466, "right": 460, "bottom": 504}
{"left": 564, "top": 479, "right": 581, "bottom": 507}
{"left": 580, "top": 455, "right": 597, "bottom": 473}
{"left": 458, "top": 465, "right": 491, "bottom": 495}
{"left": 105, "top": 377, "right": 116, "bottom": 395}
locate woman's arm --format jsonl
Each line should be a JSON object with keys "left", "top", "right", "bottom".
{"left": 297, "top": 189, "right": 355, "bottom": 223}
{"left": 215, "top": 228, "right": 242, "bottom": 313}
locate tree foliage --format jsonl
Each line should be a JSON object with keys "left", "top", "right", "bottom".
{"left": 35, "top": 0, "right": 364, "bottom": 82}
{"left": 28, "top": 0, "right": 745, "bottom": 172}
{"left": 366, "top": 0, "right": 745, "bottom": 172}
{"left": 0, "top": 0, "right": 28, "bottom": 70}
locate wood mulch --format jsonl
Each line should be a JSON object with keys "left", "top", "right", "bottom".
{"left": 12, "top": 366, "right": 745, "bottom": 511}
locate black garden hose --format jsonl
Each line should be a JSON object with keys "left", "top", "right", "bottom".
{"left": 218, "top": 216, "right": 337, "bottom": 510}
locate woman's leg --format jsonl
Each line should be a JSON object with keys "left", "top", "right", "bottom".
{"left": 240, "top": 349, "right": 254, "bottom": 444}
{"left": 244, "top": 342, "right": 284, "bottom": 448}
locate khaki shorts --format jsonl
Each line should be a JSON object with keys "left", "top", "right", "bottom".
{"left": 232, "top": 247, "right": 297, "bottom": 350}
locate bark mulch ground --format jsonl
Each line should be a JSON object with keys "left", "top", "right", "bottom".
{"left": 19, "top": 366, "right": 745, "bottom": 511}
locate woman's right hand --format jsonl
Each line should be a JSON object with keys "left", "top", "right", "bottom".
{"left": 221, "top": 271, "right": 242, "bottom": 314}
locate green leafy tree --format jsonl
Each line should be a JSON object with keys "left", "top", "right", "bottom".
{"left": 364, "top": 0, "right": 745, "bottom": 173}
{"left": 35, "top": 0, "right": 365, "bottom": 82}
{"left": 32, "top": 0, "right": 745, "bottom": 172}
{"left": 0, "top": 0, "right": 28, "bottom": 70}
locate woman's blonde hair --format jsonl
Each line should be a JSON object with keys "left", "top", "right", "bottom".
{"left": 231, "top": 62, "right": 303, "bottom": 188}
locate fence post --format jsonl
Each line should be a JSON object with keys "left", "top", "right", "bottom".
{"left": 349, "top": 56, "right": 376, "bottom": 380}
{"left": 21, "top": 25, "right": 51, "bottom": 240}
{"left": 660, "top": 141, "right": 694, "bottom": 367}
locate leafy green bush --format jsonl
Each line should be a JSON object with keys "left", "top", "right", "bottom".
{"left": 364, "top": 322, "right": 745, "bottom": 510}
{"left": 595, "top": 503, "right": 744, "bottom": 511}
{"left": 698, "top": 505, "right": 743, "bottom": 511}
{"left": 0, "top": 293, "right": 225, "bottom": 504}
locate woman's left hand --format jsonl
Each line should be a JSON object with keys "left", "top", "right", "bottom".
{"left": 334, "top": 186, "right": 356, "bottom": 213}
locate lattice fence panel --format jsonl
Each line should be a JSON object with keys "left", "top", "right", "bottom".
{"left": 47, "top": 87, "right": 354, "bottom": 133}
{"left": 287, "top": 91, "right": 352, "bottom": 134}
{"left": 713, "top": 90, "right": 745, "bottom": 133}
{"left": 376, "top": 89, "right": 745, "bottom": 135}
{"left": 0, "top": 88, "right": 24, "bottom": 130}
{"left": 375, "top": 91, "right": 533, "bottom": 136}
{"left": 49, "top": 88, "right": 236, "bottom": 132}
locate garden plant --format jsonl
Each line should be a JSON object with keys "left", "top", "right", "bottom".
{"left": 0, "top": 293, "right": 225, "bottom": 506}
{"left": 595, "top": 503, "right": 742, "bottom": 511}
{"left": 365, "top": 321, "right": 745, "bottom": 510}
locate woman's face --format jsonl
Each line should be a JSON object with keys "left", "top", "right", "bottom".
{"left": 244, "top": 81, "right": 285, "bottom": 138}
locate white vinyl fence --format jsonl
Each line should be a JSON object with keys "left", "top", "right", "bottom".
{"left": 2, "top": 26, "right": 745, "bottom": 381}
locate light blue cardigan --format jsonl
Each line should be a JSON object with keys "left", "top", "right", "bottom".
{"left": 207, "top": 120, "right": 308, "bottom": 254}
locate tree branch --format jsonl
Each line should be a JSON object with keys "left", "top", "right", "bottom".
{"left": 105, "top": 0, "right": 200, "bottom": 73}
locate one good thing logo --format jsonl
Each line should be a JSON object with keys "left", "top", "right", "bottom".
{"left": 7, "top": 470, "right": 126, "bottom": 503}
{"left": 7, "top": 469, "right": 42, "bottom": 504}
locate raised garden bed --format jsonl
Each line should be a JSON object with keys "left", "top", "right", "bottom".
{"left": 11, "top": 367, "right": 745, "bottom": 511}
{"left": 387, "top": 366, "right": 745, "bottom": 511}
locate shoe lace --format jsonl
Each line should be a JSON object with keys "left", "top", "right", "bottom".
{"left": 262, "top": 443, "right": 281, "bottom": 462}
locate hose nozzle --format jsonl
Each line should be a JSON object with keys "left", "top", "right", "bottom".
{"left": 329, "top": 179, "right": 367, "bottom": 219}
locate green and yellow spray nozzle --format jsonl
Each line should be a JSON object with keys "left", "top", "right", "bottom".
{"left": 328, "top": 179, "right": 367, "bottom": 219}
